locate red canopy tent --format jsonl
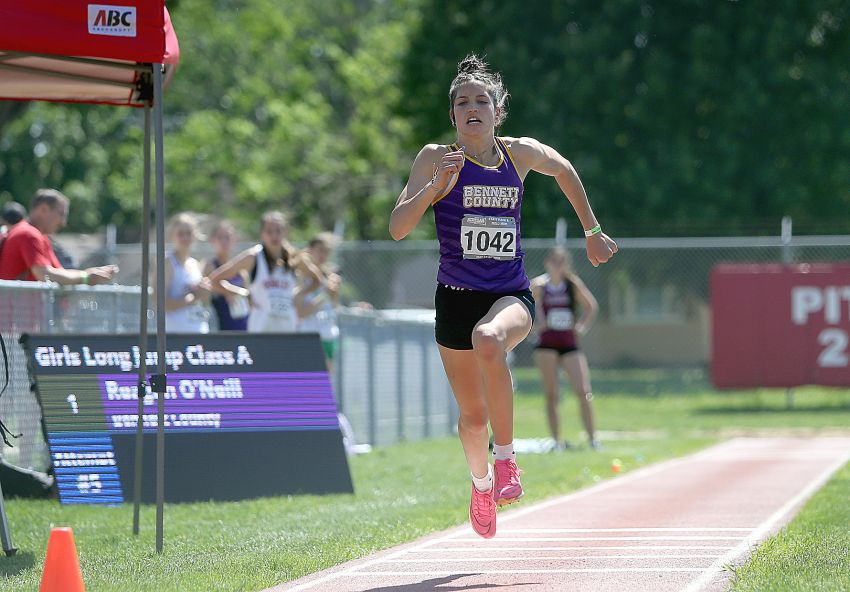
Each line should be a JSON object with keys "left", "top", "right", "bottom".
{"left": 0, "top": 0, "right": 179, "bottom": 553}
{"left": 0, "top": 1, "right": 178, "bottom": 105}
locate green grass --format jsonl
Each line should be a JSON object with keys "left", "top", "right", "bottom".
{"left": 730, "top": 462, "right": 850, "bottom": 592}
{"left": 513, "top": 367, "right": 850, "bottom": 440}
{"left": 2, "top": 368, "right": 848, "bottom": 591}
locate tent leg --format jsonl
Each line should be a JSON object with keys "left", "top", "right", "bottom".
{"left": 133, "top": 103, "right": 153, "bottom": 536}
{"left": 0, "top": 479, "right": 17, "bottom": 557}
{"left": 152, "top": 63, "right": 168, "bottom": 555}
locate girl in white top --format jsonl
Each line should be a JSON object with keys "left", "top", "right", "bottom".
{"left": 156, "top": 212, "right": 210, "bottom": 333}
{"left": 296, "top": 233, "right": 341, "bottom": 368}
{"left": 208, "top": 211, "right": 323, "bottom": 333}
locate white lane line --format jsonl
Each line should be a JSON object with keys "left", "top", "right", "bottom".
{"left": 450, "top": 536, "right": 747, "bottom": 542}
{"left": 696, "top": 454, "right": 843, "bottom": 461}
{"left": 279, "top": 439, "right": 849, "bottom": 591}
{"left": 280, "top": 537, "right": 447, "bottom": 591}
{"left": 381, "top": 555, "right": 723, "bottom": 562}
{"left": 344, "top": 568, "right": 706, "bottom": 575}
{"left": 490, "top": 448, "right": 719, "bottom": 527}
{"left": 498, "top": 527, "right": 755, "bottom": 533}
{"left": 279, "top": 443, "right": 720, "bottom": 590}
{"left": 680, "top": 447, "right": 850, "bottom": 592}
{"left": 408, "top": 545, "right": 737, "bottom": 552}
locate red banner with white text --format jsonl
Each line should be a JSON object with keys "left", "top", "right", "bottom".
{"left": 711, "top": 263, "right": 850, "bottom": 389}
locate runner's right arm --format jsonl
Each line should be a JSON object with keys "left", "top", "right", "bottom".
{"left": 390, "top": 144, "right": 462, "bottom": 240}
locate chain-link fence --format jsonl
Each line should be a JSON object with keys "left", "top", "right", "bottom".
{"left": 335, "top": 310, "right": 455, "bottom": 448}
{"left": 90, "top": 233, "right": 850, "bottom": 369}
{"left": 0, "top": 281, "right": 143, "bottom": 473}
{"left": 333, "top": 235, "right": 850, "bottom": 369}
{"left": 0, "top": 282, "right": 453, "bottom": 472}
{"left": 6, "top": 234, "right": 846, "bottom": 467}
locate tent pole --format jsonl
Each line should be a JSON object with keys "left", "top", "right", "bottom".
{"left": 152, "top": 63, "right": 167, "bottom": 555}
{"left": 0, "top": 479, "right": 17, "bottom": 556}
{"left": 133, "top": 103, "right": 152, "bottom": 536}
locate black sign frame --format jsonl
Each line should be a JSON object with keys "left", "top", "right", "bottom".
{"left": 21, "top": 333, "right": 353, "bottom": 504}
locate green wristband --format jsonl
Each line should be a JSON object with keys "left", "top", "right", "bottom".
{"left": 584, "top": 224, "right": 602, "bottom": 238}
{"left": 80, "top": 272, "right": 89, "bottom": 285}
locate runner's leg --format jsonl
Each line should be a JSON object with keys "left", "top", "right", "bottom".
{"left": 472, "top": 296, "right": 532, "bottom": 446}
{"left": 562, "top": 351, "right": 596, "bottom": 443}
{"left": 438, "top": 346, "right": 489, "bottom": 479}
{"left": 439, "top": 345, "right": 497, "bottom": 536}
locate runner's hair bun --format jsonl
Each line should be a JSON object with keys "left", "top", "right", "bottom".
{"left": 457, "top": 54, "right": 490, "bottom": 76}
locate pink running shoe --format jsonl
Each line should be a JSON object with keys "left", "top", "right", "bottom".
{"left": 494, "top": 458, "right": 524, "bottom": 507}
{"left": 469, "top": 483, "right": 496, "bottom": 538}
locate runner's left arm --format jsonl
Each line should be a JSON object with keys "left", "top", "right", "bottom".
{"left": 507, "top": 137, "right": 618, "bottom": 267}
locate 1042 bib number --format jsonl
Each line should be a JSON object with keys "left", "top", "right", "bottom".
{"left": 461, "top": 215, "right": 517, "bottom": 260}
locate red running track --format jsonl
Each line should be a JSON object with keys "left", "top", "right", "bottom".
{"left": 267, "top": 437, "right": 850, "bottom": 592}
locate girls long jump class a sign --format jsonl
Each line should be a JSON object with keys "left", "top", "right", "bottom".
{"left": 22, "top": 333, "right": 352, "bottom": 504}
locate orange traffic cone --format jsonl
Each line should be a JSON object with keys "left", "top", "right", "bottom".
{"left": 39, "top": 527, "right": 85, "bottom": 592}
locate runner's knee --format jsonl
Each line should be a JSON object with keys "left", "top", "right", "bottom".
{"left": 459, "top": 411, "right": 488, "bottom": 435}
{"left": 472, "top": 325, "right": 506, "bottom": 362}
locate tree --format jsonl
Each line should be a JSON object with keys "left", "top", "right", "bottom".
{"left": 123, "top": 0, "right": 422, "bottom": 239}
{"left": 400, "top": 0, "right": 850, "bottom": 236}
{"left": 4, "top": 1, "right": 847, "bottom": 238}
{"left": 0, "top": 0, "right": 422, "bottom": 239}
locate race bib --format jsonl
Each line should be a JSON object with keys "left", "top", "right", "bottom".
{"left": 460, "top": 215, "right": 517, "bottom": 260}
{"left": 188, "top": 303, "right": 209, "bottom": 323}
{"left": 227, "top": 294, "right": 250, "bottom": 319}
{"left": 269, "top": 291, "right": 294, "bottom": 317}
{"left": 547, "top": 308, "right": 574, "bottom": 331}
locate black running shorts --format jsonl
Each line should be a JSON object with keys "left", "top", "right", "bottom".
{"left": 434, "top": 283, "right": 536, "bottom": 350}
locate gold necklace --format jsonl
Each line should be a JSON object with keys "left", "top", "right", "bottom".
{"left": 467, "top": 142, "right": 497, "bottom": 162}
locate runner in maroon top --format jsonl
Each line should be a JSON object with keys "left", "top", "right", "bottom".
{"left": 389, "top": 55, "right": 617, "bottom": 539}
{"left": 532, "top": 247, "right": 600, "bottom": 451}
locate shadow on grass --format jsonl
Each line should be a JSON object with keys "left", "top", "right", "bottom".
{"left": 694, "top": 404, "right": 850, "bottom": 415}
{"left": 0, "top": 550, "right": 35, "bottom": 578}
{"left": 362, "top": 574, "right": 536, "bottom": 591}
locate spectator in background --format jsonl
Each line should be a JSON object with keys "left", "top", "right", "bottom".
{"left": 0, "top": 189, "right": 117, "bottom": 284}
{"left": 208, "top": 211, "right": 324, "bottom": 333}
{"left": 154, "top": 212, "right": 210, "bottom": 334}
{"left": 49, "top": 237, "right": 76, "bottom": 269}
{"left": 1, "top": 201, "right": 26, "bottom": 233}
{"left": 296, "top": 233, "right": 341, "bottom": 369}
{"left": 4, "top": 196, "right": 77, "bottom": 269}
{"left": 531, "top": 247, "right": 600, "bottom": 450}
{"left": 202, "top": 219, "right": 249, "bottom": 331}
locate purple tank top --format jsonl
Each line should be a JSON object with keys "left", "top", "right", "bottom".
{"left": 432, "top": 137, "right": 529, "bottom": 292}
